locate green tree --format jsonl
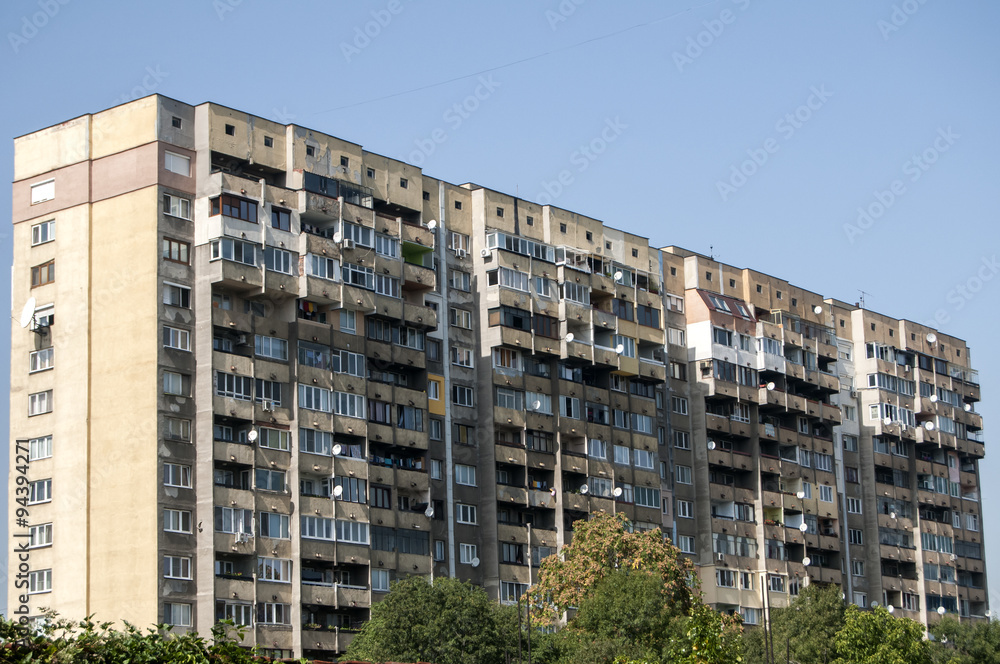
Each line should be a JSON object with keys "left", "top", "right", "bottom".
{"left": 833, "top": 605, "right": 930, "bottom": 664}
{"left": 342, "top": 575, "right": 518, "bottom": 664}
{"left": 928, "top": 615, "right": 1000, "bottom": 664}
{"left": 742, "top": 584, "right": 846, "bottom": 664}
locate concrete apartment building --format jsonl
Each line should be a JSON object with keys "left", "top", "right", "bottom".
{"left": 8, "top": 95, "right": 987, "bottom": 658}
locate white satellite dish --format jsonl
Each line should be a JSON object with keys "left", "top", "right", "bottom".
{"left": 471, "top": 557, "right": 480, "bottom": 568}
{"left": 889, "top": 511, "right": 897, "bottom": 519}
{"left": 937, "top": 606, "right": 946, "bottom": 615}
{"left": 766, "top": 382, "right": 776, "bottom": 391}
{"left": 18, "top": 297, "right": 36, "bottom": 328}
{"left": 707, "top": 440, "right": 717, "bottom": 450}
{"left": 887, "top": 605, "right": 895, "bottom": 614}
{"left": 615, "top": 344, "right": 625, "bottom": 354}
{"left": 613, "top": 271, "right": 623, "bottom": 281}
{"left": 247, "top": 429, "right": 258, "bottom": 443}
{"left": 883, "top": 417, "right": 892, "bottom": 426}
{"left": 424, "top": 506, "right": 434, "bottom": 518}
{"left": 332, "top": 485, "right": 343, "bottom": 498}
{"left": 964, "top": 403, "right": 972, "bottom": 412}
{"left": 929, "top": 394, "right": 939, "bottom": 403}
{"left": 802, "top": 556, "right": 812, "bottom": 566}
{"left": 580, "top": 485, "right": 589, "bottom": 495}
{"left": 796, "top": 491, "right": 805, "bottom": 500}
{"left": 565, "top": 333, "right": 574, "bottom": 343}
{"left": 332, "top": 231, "right": 343, "bottom": 244}
{"left": 613, "top": 487, "right": 623, "bottom": 498}
{"left": 870, "top": 600, "right": 879, "bottom": 609}
{"left": 532, "top": 400, "right": 542, "bottom": 411}
{"left": 426, "top": 219, "right": 437, "bottom": 230}
{"left": 332, "top": 444, "right": 343, "bottom": 456}
{"left": 799, "top": 522, "right": 808, "bottom": 533}
{"left": 924, "top": 421, "right": 935, "bottom": 431}
{"left": 926, "top": 332, "right": 937, "bottom": 344}
{"left": 813, "top": 305, "right": 823, "bottom": 315}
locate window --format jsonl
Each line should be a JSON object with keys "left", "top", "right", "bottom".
{"left": 31, "top": 219, "right": 55, "bottom": 245}
{"left": 848, "top": 528, "right": 864, "bottom": 545}
{"left": 210, "top": 238, "right": 257, "bottom": 265}
{"left": 372, "top": 569, "right": 390, "bottom": 592}
{"left": 458, "top": 543, "right": 478, "bottom": 565}
{"left": 851, "top": 560, "right": 865, "bottom": 577}
{"left": 847, "top": 497, "right": 862, "bottom": 514}
{"left": 164, "top": 151, "right": 190, "bottom": 176}
{"left": 677, "top": 499, "right": 694, "bottom": 519}
{"left": 263, "top": 135, "right": 273, "bottom": 148}
{"left": 216, "top": 600, "right": 252, "bottom": 626}
{"left": 337, "top": 519, "right": 369, "bottom": 544}
{"left": 214, "top": 506, "right": 253, "bottom": 534}
{"left": 162, "top": 326, "right": 191, "bottom": 352}
{"left": 456, "top": 503, "right": 477, "bottom": 524}
{"left": 29, "top": 435, "right": 52, "bottom": 460}
{"left": 28, "top": 390, "right": 53, "bottom": 416}
{"left": 28, "top": 348, "right": 54, "bottom": 373}
{"left": 635, "top": 486, "right": 659, "bottom": 508}
{"left": 450, "top": 307, "right": 473, "bottom": 329}
{"left": 456, "top": 464, "right": 477, "bottom": 486}
{"left": 677, "top": 535, "right": 695, "bottom": 554}
{"left": 843, "top": 435, "right": 858, "bottom": 452}
{"left": 676, "top": 465, "right": 693, "bottom": 484}
{"left": 301, "top": 516, "right": 335, "bottom": 540}
{"left": 672, "top": 396, "right": 689, "bottom": 415}
{"left": 254, "top": 334, "right": 288, "bottom": 361}
{"left": 27, "top": 523, "right": 52, "bottom": 549}
{"left": 164, "top": 509, "right": 191, "bottom": 533}
{"left": 256, "top": 468, "right": 286, "bottom": 492}
{"left": 453, "top": 385, "right": 475, "bottom": 407}
{"left": 339, "top": 310, "right": 357, "bottom": 334}
{"left": 259, "top": 512, "right": 290, "bottom": 539}
{"left": 164, "top": 555, "right": 192, "bottom": 580}
{"left": 31, "top": 260, "right": 55, "bottom": 287}
{"left": 225, "top": 123, "right": 236, "bottom": 135}
{"left": 215, "top": 372, "right": 251, "bottom": 400}
{"left": 30, "top": 179, "right": 55, "bottom": 205}
{"left": 450, "top": 270, "right": 471, "bottom": 291}
{"left": 451, "top": 346, "right": 474, "bottom": 368}
{"left": 716, "top": 569, "right": 736, "bottom": 588}
{"left": 163, "top": 283, "right": 191, "bottom": 308}
{"left": 819, "top": 485, "right": 834, "bottom": 502}
{"left": 399, "top": 177, "right": 408, "bottom": 189}
{"left": 634, "top": 449, "right": 655, "bottom": 470}
{"left": 587, "top": 438, "right": 607, "bottom": 459}
{"left": 265, "top": 247, "right": 294, "bottom": 274}
{"left": 257, "top": 603, "right": 291, "bottom": 625}
{"left": 769, "top": 575, "right": 786, "bottom": 593}
{"left": 163, "top": 463, "right": 192, "bottom": 488}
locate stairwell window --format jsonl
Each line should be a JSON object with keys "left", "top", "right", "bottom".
{"left": 163, "top": 463, "right": 192, "bottom": 488}
{"left": 163, "top": 326, "right": 191, "bottom": 351}
{"left": 164, "top": 556, "right": 192, "bottom": 580}
{"left": 456, "top": 503, "right": 478, "bottom": 524}
{"left": 31, "top": 260, "right": 54, "bottom": 288}
{"left": 31, "top": 219, "right": 55, "bottom": 245}
{"left": 28, "top": 348, "right": 53, "bottom": 373}
{"left": 164, "top": 509, "right": 192, "bottom": 533}
{"left": 28, "top": 479, "right": 51, "bottom": 504}
{"left": 28, "top": 390, "right": 53, "bottom": 416}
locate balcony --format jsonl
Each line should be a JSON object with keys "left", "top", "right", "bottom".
{"left": 497, "top": 485, "right": 528, "bottom": 505}
{"left": 402, "top": 261, "right": 436, "bottom": 291}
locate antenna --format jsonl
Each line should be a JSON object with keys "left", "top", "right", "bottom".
{"left": 926, "top": 332, "right": 937, "bottom": 344}
{"left": 613, "top": 271, "right": 623, "bottom": 281}
{"left": 247, "top": 429, "right": 258, "bottom": 443}
{"left": 870, "top": 600, "right": 880, "bottom": 609}
{"left": 707, "top": 440, "right": 716, "bottom": 450}
{"left": 858, "top": 289, "right": 871, "bottom": 309}
{"left": 813, "top": 305, "right": 823, "bottom": 315}
{"left": 18, "top": 297, "right": 36, "bottom": 329}
{"left": 802, "top": 556, "right": 811, "bottom": 567}
{"left": 424, "top": 506, "right": 435, "bottom": 518}
{"left": 796, "top": 491, "right": 805, "bottom": 499}
{"left": 612, "top": 487, "right": 623, "bottom": 498}
{"left": 332, "top": 485, "right": 344, "bottom": 498}
{"left": 615, "top": 343, "right": 625, "bottom": 354}
{"left": 564, "top": 333, "right": 574, "bottom": 344}
{"left": 798, "top": 522, "right": 808, "bottom": 533}
{"left": 471, "top": 557, "right": 480, "bottom": 568}
{"left": 766, "top": 382, "right": 776, "bottom": 391}
{"left": 923, "top": 421, "right": 935, "bottom": 431}
{"left": 332, "top": 444, "right": 343, "bottom": 456}
{"left": 579, "top": 485, "right": 589, "bottom": 495}
{"left": 332, "top": 231, "right": 343, "bottom": 244}
{"left": 887, "top": 605, "right": 895, "bottom": 614}
{"left": 426, "top": 219, "right": 437, "bottom": 230}
{"left": 532, "top": 400, "right": 542, "bottom": 411}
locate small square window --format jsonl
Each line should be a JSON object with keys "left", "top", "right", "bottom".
{"left": 496, "top": 207, "right": 504, "bottom": 217}
{"left": 911, "top": 333, "right": 916, "bottom": 340}
{"left": 791, "top": 297, "right": 797, "bottom": 307}
{"left": 526, "top": 216, "right": 533, "bottom": 226}
{"left": 729, "top": 279, "right": 735, "bottom": 287}
{"left": 367, "top": 167, "right": 375, "bottom": 178}
{"left": 776, "top": 290, "right": 782, "bottom": 299}
{"left": 705, "top": 271, "right": 712, "bottom": 281}
{"left": 756, "top": 284, "right": 762, "bottom": 293}
{"left": 263, "top": 136, "right": 273, "bottom": 148}
{"left": 871, "top": 323, "right": 876, "bottom": 331}
{"left": 423, "top": 191, "right": 430, "bottom": 201}
{"left": 225, "top": 124, "right": 235, "bottom": 136}
{"left": 605, "top": 241, "right": 612, "bottom": 250}
{"left": 454, "top": 200, "right": 462, "bottom": 210}
{"left": 306, "top": 145, "right": 315, "bottom": 157}
{"left": 341, "top": 156, "right": 349, "bottom": 167}
{"left": 171, "top": 116, "right": 182, "bottom": 129}
{"left": 399, "top": 178, "right": 408, "bottom": 189}
{"left": 670, "top": 267, "right": 676, "bottom": 276}
{"left": 889, "top": 329, "right": 894, "bottom": 337}
{"left": 631, "top": 248, "right": 639, "bottom": 258}
{"left": 840, "top": 319, "right": 846, "bottom": 328}
{"left": 586, "top": 231, "right": 593, "bottom": 241}
{"left": 560, "top": 223, "right": 567, "bottom": 233}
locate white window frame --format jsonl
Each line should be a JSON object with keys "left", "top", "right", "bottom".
{"left": 819, "top": 485, "right": 834, "bottom": 503}
{"left": 28, "top": 569, "right": 52, "bottom": 594}
{"left": 164, "top": 555, "right": 192, "bottom": 580}
{"left": 28, "top": 347, "right": 54, "bottom": 373}
{"left": 28, "top": 479, "right": 51, "bottom": 504}
{"left": 456, "top": 503, "right": 477, "bottom": 525}
{"left": 164, "top": 508, "right": 192, "bottom": 534}
{"left": 29, "top": 435, "right": 52, "bottom": 460}
{"left": 28, "top": 390, "right": 53, "bottom": 416}
{"left": 28, "top": 523, "right": 52, "bottom": 548}
{"left": 677, "top": 499, "right": 694, "bottom": 519}
{"left": 163, "top": 463, "right": 192, "bottom": 488}
{"left": 30, "top": 179, "right": 54, "bottom": 205}
{"left": 163, "top": 326, "right": 191, "bottom": 351}
{"left": 31, "top": 219, "right": 55, "bottom": 245}
{"left": 455, "top": 464, "right": 477, "bottom": 487}
{"left": 164, "top": 151, "right": 191, "bottom": 176}
{"left": 164, "top": 602, "right": 191, "bottom": 627}
{"left": 459, "top": 543, "right": 478, "bottom": 564}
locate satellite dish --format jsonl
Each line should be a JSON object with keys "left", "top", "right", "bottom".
{"left": 923, "top": 421, "right": 935, "bottom": 431}
{"left": 887, "top": 605, "right": 895, "bottom": 614}
{"left": 796, "top": 491, "right": 805, "bottom": 500}
{"left": 332, "top": 231, "right": 343, "bottom": 244}
{"left": 802, "top": 556, "right": 811, "bottom": 566}
{"left": 613, "top": 271, "right": 623, "bottom": 281}
{"left": 247, "top": 429, "right": 258, "bottom": 443}
{"left": 615, "top": 344, "right": 625, "bottom": 354}
{"left": 18, "top": 297, "right": 36, "bottom": 328}
{"left": 613, "top": 487, "right": 623, "bottom": 498}
{"left": 766, "top": 382, "right": 776, "bottom": 391}
{"left": 426, "top": 219, "right": 437, "bottom": 230}
{"left": 424, "top": 506, "right": 435, "bottom": 518}
{"left": 332, "top": 485, "right": 343, "bottom": 498}
{"left": 929, "top": 394, "right": 938, "bottom": 403}
{"left": 870, "top": 600, "right": 879, "bottom": 609}
{"left": 565, "top": 333, "right": 574, "bottom": 343}
{"left": 926, "top": 332, "right": 937, "bottom": 344}
{"left": 889, "top": 511, "right": 897, "bottom": 519}
{"left": 964, "top": 403, "right": 972, "bottom": 412}
{"left": 707, "top": 440, "right": 717, "bottom": 450}
{"left": 813, "top": 305, "right": 823, "bottom": 315}
{"left": 883, "top": 416, "right": 892, "bottom": 426}
{"left": 480, "top": 248, "right": 490, "bottom": 258}
{"left": 332, "top": 444, "right": 343, "bottom": 456}
{"left": 471, "top": 557, "right": 480, "bottom": 568}
{"left": 532, "top": 400, "right": 542, "bottom": 410}
{"left": 799, "top": 522, "right": 809, "bottom": 533}
{"left": 580, "top": 485, "right": 589, "bottom": 495}
{"left": 938, "top": 606, "right": 947, "bottom": 615}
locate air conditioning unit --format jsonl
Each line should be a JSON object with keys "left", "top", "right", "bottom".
{"left": 849, "top": 389, "right": 858, "bottom": 398}
{"left": 236, "top": 334, "right": 249, "bottom": 346}
{"left": 235, "top": 533, "right": 249, "bottom": 544}
{"left": 342, "top": 238, "right": 356, "bottom": 250}
{"left": 455, "top": 248, "right": 467, "bottom": 258}
{"left": 261, "top": 401, "right": 274, "bottom": 412}
{"left": 480, "top": 248, "right": 491, "bottom": 258}
{"left": 717, "top": 553, "right": 726, "bottom": 563}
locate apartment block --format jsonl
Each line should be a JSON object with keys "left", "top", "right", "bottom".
{"left": 8, "top": 95, "right": 986, "bottom": 658}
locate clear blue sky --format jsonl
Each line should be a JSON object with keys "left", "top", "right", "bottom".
{"left": 0, "top": 0, "right": 998, "bottom": 616}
